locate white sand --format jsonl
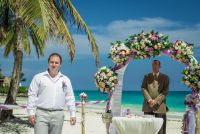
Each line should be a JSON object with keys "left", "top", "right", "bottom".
{"left": 0, "top": 96, "right": 183, "bottom": 134}
{"left": 0, "top": 106, "right": 183, "bottom": 134}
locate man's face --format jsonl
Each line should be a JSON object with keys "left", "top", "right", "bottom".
{"left": 152, "top": 61, "right": 160, "bottom": 73}
{"left": 48, "top": 56, "right": 61, "bottom": 73}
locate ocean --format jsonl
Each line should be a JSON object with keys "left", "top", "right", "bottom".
{"left": 74, "top": 90, "right": 191, "bottom": 113}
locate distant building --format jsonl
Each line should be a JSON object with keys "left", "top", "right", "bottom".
{"left": 3, "top": 77, "right": 11, "bottom": 87}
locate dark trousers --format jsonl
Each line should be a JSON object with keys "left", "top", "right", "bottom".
{"left": 144, "top": 112, "right": 166, "bottom": 134}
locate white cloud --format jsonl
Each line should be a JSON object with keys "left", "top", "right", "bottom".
{"left": 106, "top": 18, "right": 180, "bottom": 35}
{"left": 23, "top": 17, "right": 200, "bottom": 57}
{"left": 2, "top": 17, "right": 200, "bottom": 60}
{"left": 70, "top": 17, "right": 200, "bottom": 55}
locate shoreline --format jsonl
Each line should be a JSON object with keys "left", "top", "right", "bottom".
{"left": 0, "top": 95, "right": 185, "bottom": 119}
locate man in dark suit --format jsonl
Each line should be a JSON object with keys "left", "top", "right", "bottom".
{"left": 141, "top": 60, "right": 169, "bottom": 134}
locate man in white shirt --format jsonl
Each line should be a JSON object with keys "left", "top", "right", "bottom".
{"left": 27, "top": 53, "right": 76, "bottom": 134}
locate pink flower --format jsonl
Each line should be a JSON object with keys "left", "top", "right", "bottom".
{"left": 151, "top": 34, "right": 158, "bottom": 41}
{"left": 148, "top": 47, "right": 154, "bottom": 52}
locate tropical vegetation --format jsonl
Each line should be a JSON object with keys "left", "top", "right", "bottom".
{"left": 0, "top": 0, "right": 99, "bottom": 120}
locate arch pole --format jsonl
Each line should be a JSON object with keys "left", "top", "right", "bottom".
{"left": 109, "top": 64, "right": 128, "bottom": 134}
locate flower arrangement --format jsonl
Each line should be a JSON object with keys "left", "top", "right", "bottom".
{"left": 94, "top": 66, "right": 118, "bottom": 93}
{"left": 62, "top": 81, "right": 67, "bottom": 92}
{"left": 128, "top": 31, "right": 170, "bottom": 59}
{"left": 108, "top": 42, "right": 131, "bottom": 64}
{"left": 170, "top": 40, "right": 193, "bottom": 64}
{"left": 182, "top": 64, "right": 200, "bottom": 92}
{"left": 80, "top": 92, "right": 87, "bottom": 100}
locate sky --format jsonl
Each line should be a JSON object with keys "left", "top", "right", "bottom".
{"left": 0, "top": 0, "right": 200, "bottom": 91}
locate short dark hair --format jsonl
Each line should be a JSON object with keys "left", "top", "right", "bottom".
{"left": 153, "top": 59, "right": 161, "bottom": 67}
{"left": 48, "top": 53, "right": 62, "bottom": 64}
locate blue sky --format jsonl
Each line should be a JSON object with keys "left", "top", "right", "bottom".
{"left": 0, "top": 0, "right": 200, "bottom": 91}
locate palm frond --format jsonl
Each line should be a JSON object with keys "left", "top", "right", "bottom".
{"left": 18, "top": 0, "right": 50, "bottom": 32}
{"left": 4, "top": 31, "right": 15, "bottom": 57}
{"left": 23, "top": 28, "right": 31, "bottom": 55}
{"left": 29, "top": 25, "right": 46, "bottom": 58}
{"left": 45, "top": 0, "right": 75, "bottom": 62}
{"left": 0, "top": 29, "right": 15, "bottom": 47}
{"left": 30, "top": 34, "right": 44, "bottom": 59}
{"left": 64, "top": 0, "right": 99, "bottom": 66}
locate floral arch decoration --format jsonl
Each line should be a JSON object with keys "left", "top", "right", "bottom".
{"left": 94, "top": 31, "right": 200, "bottom": 112}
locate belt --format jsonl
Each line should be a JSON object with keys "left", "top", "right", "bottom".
{"left": 37, "top": 107, "right": 63, "bottom": 112}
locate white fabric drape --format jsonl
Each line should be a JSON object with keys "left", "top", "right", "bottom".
{"left": 109, "top": 64, "right": 128, "bottom": 134}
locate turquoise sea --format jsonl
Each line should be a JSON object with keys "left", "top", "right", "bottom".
{"left": 74, "top": 90, "right": 191, "bottom": 113}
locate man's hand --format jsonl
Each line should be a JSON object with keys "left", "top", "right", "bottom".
{"left": 148, "top": 99, "right": 157, "bottom": 107}
{"left": 70, "top": 117, "right": 76, "bottom": 125}
{"left": 151, "top": 100, "right": 158, "bottom": 106}
{"left": 148, "top": 99, "right": 153, "bottom": 107}
{"left": 28, "top": 115, "right": 36, "bottom": 125}
{"left": 147, "top": 99, "right": 153, "bottom": 104}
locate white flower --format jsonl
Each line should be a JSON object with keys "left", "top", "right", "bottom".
{"left": 95, "top": 66, "right": 118, "bottom": 93}
{"left": 80, "top": 92, "right": 87, "bottom": 99}
{"left": 181, "top": 42, "right": 186, "bottom": 47}
{"left": 185, "top": 81, "right": 190, "bottom": 86}
{"left": 109, "top": 43, "right": 130, "bottom": 64}
{"left": 158, "top": 33, "right": 163, "bottom": 38}
{"left": 198, "top": 82, "right": 200, "bottom": 88}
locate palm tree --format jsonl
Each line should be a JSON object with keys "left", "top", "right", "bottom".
{"left": 0, "top": 0, "right": 47, "bottom": 120}
{"left": 0, "top": 64, "right": 3, "bottom": 79}
{"left": 0, "top": 0, "right": 99, "bottom": 120}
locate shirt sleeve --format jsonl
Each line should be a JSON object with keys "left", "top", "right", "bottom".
{"left": 65, "top": 79, "right": 76, "bottom": 117}
{"left": 27, "top": 75, "right": 39, "bottom": 116}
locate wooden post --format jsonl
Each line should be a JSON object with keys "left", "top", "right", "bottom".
{"left": 80, "top": 92, "right": 87, "bottom": 134}
{"left": 81, "top": 100, "right": 85, "bottom": 134}
{"left": 195, "top": 110, "right": 200, "bottom": 134}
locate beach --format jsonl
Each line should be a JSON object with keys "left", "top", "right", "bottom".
{"left": 0, "top": 106, "right": 183, "bottom": 134}
{"left": 0, "top": 96, "right": 184, "bottom": 134}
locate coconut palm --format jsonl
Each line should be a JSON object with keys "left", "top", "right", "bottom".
{"left": 0, "top": 0, "right": 99, "bottom": 120}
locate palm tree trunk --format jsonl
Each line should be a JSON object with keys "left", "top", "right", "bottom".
{"left": 0, "top": 17, "right": 23, "bottom": 121}
{"left": 5, "top": 49, "right": 23, "bottom": 104}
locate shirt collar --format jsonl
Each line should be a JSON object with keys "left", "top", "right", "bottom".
{"left": 44, "top": 70, "right": 64, "bottom": 78}
{"left": 153, "top": 72, "right": 159, "bottom": 77}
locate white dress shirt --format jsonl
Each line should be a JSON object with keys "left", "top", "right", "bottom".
{"left": 27, "top": 71, "right": 76, "bottom": 117}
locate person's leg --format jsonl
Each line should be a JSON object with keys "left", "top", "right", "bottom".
{"left": 49, "top": 111, "right": 64, "bottom": 134}
{"left": 34, "top": 109, "right": 49, "bottom": 134}
{"left": 155, "top": 113, "right": 166, "bottom": 134}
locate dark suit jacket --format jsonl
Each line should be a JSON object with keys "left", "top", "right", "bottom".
{"left": 141, "top": 73, "right": 169, "bottom": 114}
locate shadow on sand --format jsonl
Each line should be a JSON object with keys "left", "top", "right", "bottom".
{"left": 0, "top": 116, "right": 33, "bottom": 134}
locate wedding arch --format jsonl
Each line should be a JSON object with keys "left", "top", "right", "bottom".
{"left": 94, "top": 31, "right": 200, "bottom": 118}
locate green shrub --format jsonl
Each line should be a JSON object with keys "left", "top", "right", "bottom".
{"left": 0, "top": 86, "right": 28, "bottom": 95}
{"left": 0, "top": 86, "right": 9, "bottom": 94}
{"left": 18, "top": 86, "right": 28, "bottom": 94}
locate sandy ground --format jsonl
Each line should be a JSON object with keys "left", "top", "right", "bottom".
{"left": 0, "top": 96, "right": 183, "bottom": 134}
